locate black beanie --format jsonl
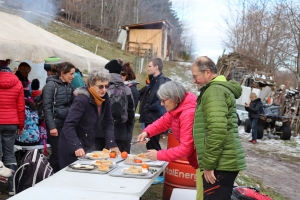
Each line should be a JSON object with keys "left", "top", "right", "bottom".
{"left": 31, "top": 79, "right": 40, "bottom": 90}
{"left": 105, "top": 60, "right": 122, "bottom": 74}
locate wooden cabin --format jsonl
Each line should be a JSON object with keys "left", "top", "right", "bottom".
{"left": 120, "top": 20, "right": 172, "bottom": 60}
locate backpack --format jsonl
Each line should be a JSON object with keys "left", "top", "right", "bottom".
{"left": 16, "top": 106, "right": 40, "bottom": 143}
{"left": 13, "top": 149, "right": 53, "bottom": 194}
{"left": 37, "top": 82, "right": 58, "bottom": 121}
{"left": 107, "top": 83, "right": 128, "bottom": 123}
{"left": 231, "top": 187, "right": 272, "bottom": 200}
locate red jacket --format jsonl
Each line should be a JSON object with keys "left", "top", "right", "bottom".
{"left": 144, "top": 92, "right": 199, "bottom": 169}
{"left": 0, "top": 72, "right": 25, "bottom": 129}
{"left": 31, "top": 90, "right": 42, "bottom": 99}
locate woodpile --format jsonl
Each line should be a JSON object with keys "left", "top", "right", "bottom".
{"left": 280, "top": 90, "right": 300, "bottom": 136}
{"left": 217, "top": 52, "right": 264, "bottom": 82}
{"left": 217, "top": 52, "right": 300, "bottom": 136}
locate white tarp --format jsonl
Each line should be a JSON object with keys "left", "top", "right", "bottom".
{"left": 0, "top": 11, "right": 108, "bottom": 71}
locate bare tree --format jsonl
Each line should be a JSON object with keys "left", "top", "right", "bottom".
{"left": 223, "top": 0, "right": 292, "bottom": 73}
{"left": 279, "top": 1, "right": 300, "bottom": 89}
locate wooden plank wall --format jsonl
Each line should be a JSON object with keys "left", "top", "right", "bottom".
{"left": 128, "top": 29, "right": 162, "bottom": 58}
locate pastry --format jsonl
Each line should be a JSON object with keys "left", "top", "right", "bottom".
{"left": 98, "top": 164, "right": 109, "bottom": 172}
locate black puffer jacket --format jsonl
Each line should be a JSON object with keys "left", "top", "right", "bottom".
{"left": 59, "top": 88, "right": 116, "bottom": 168}
{"left": 245, "top": 98, "right": 262, "bottom": 119}
{"left": 139, "top": 73, "right": 170, "bottom": 123}
{"left": 43, "top": 75, "right": 74, "bottom": 129}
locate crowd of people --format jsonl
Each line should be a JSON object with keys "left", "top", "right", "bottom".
{"left": 0, "top": 55, "right": 247, "bottom": 200}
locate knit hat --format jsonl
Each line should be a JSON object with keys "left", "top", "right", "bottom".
{"left": 31, "top": 79, "right": 40, "bottom": 90}
{"left": 18, "top": 62, "right": 31, "bottom": 73}
{"left": 105, "top": 60, "right": 122, "bottom": 74}
{"left": 44, "top": 56, "right": 61, "bottom": 71}
{"left": 0, "top": 60, "right": 7, "bottom": 67}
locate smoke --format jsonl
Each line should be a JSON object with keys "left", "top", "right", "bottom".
{"left": 3, "top": 0, "right": 61, "bottom": 27}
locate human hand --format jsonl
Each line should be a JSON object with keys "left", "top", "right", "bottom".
{"left": 110, "top": 147, "right": 121, "bottom": 155}
{"left": 137, "top": 132, "right": 149, "bottom": 143}
{"left": 145, "top": 149, "right": 158, "bottom": 161}
{"left": 50, "top": 128, "right": 58, "bottom": 136}
{"left": 245, "top": 102, "right": 249, "bottom": 107}
{"left": 203, "top": 169, "right": 216, "bottom": 184}
{"left": 75, "top": 148, "right": 85, "bottom": 157}
{"left": 17, "top": 129, "right": 24, "bottom": 136}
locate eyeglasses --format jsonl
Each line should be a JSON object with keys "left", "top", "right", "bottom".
{"left": 160, "top": 99, "right": 169, "bottom": 104}
{"left": 95, "top": 84, "right": 109, "bottom": 90}
{"left": 120, "top": 72, "right": 127, "bottom": 76}
{"left": 192, "top": 70, "right": 207, "bottom": 80}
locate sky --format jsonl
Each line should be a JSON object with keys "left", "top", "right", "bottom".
{"left": 171, "top": 0, "right": 229, "bottom": 62}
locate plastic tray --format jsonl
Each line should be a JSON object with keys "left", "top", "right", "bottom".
{"left": 78, "top": 156, "right": 125, "bottom": 163}
{"left": 124, "top": 160, "right": 165, "bottom": 167}
{"left": 66, "top": 164, "right": 118, "bottom": 174}
{"left": 109, "top": 166, "right": 160, "bottom": 179}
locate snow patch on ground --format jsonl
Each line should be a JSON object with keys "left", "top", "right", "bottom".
{"left": 169, "top": 62, "right": 200, "bottom": 95}
{"left": 239, "top": 126, "right": 300, "bottom": 158}
{"left": 178, "top": 61, "right": 192, "bottom": 66}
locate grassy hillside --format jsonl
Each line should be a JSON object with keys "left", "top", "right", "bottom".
{"left": 46, "top": 21, "right": 193, "bottom": 90}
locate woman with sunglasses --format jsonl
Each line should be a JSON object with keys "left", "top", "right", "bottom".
{"left": 43, "top": 62, "right": 75, "bottom": 173}
{"left": 58, "top": 68, "right": 120, "bottom": 168}
{"left": 137, "top": 81, "right": 199, "bottom": 180}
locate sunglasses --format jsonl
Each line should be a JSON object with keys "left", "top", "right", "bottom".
{"left": 120, "top": 72, "right": 127, "bottom": 76}
{"left": 95, "top": 84, "right": 109, "bottom": 90}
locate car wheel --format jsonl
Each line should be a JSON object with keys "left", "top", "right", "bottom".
{"left": 257, "top": 122, "right": 264, "bottom": 139}
{"left": 244, "top": 119, "right": 251, "bottom": 133}
{"left": 280, "top": 124, "right": 291, "bottom": 140}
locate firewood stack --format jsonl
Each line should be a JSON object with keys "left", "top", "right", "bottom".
{"left": 216, "top": 52, "right": 264, "bottom": 82}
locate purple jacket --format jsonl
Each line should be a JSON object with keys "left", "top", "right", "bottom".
{"left": 58, "top": 87, "right": 116, "bottom": 168}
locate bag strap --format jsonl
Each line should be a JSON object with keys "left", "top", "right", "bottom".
{"left": 52, "top": 82, "right": 58, "bottom": 115}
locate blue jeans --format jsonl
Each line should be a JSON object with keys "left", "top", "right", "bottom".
{"left": 0, "top": 125, "right": 17, "bottom": 165}
{"left": 250, "top": 118, "right": 259, "bottom": 140}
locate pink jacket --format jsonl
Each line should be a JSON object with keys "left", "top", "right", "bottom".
{"left": 144, "top": 92, "right": 199, "bottom": 169}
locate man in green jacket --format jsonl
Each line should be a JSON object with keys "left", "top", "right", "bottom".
{"left": 192, "top": 56, "right": 246, "bottom": 200}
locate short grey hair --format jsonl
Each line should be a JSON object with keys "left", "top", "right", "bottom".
{"left": 193, "top": 56, "right": 217, "bottom": 74}
{"left": 86, "top": 68, "right": 111, "bottom": 86}
{"left": 157, "top": 81, "right": 186, "bottom": 104}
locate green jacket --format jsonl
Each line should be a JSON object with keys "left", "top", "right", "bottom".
{"left": 193, "top": 75, "right": 246, "bottom": 171}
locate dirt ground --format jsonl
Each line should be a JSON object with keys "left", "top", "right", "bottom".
{"left": 240, "top": 134, "right": 300, "bottom": 200}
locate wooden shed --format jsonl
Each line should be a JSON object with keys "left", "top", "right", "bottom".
{"left": 121, "top": 20, "right": 172, "bottom": 60}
